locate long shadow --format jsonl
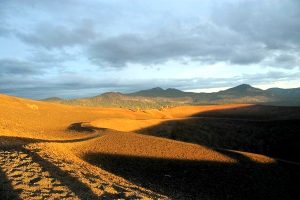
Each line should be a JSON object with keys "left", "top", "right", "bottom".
{"left": 1, "top": 107, "right": 300, "bottom": 199}
{"left": 0, "top": 136, "right": 101, "bottom": 199}
{"left": 137, "top": 105, "right": 300, "bottom": 162}
{"left": 214, "top": 149, "right": 253, "bottom": 164}
{"left": 0, "top": 121, "right": 126, "bottom": 199}
{"left": 191, "top": 104, "right": 300, "bottom": 120}
{"left": 0, "top": 167, "right": 19, "bottom": 200}
{"left": 20, "top": 147, "right": 100, "bottom": 200}
{"left": 0, "top": 143, "right": 25, "bottom": 200}
{"left": 83, "top": 152, "right": 300, "bottom": 200}
{"left": 0, "top": 134, "right": 103, "bottom": 144}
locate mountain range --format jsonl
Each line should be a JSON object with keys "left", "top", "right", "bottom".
{"left": 43, "top": 84, "right": 300, "bottom": 108}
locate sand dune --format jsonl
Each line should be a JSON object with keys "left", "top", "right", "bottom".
{"left": 0, "top": 94, "right": 299, "bottom": 199}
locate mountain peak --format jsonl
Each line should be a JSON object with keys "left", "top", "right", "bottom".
{"left": 129, "top": 87, "right": 188, "bottom": 97}
{"left": 222, "top": 84, "right": 264, "bottom": 96}
{"left": 227, "top": 84, "right": 258, "bottom": 91}
{"left": 234, "top": 84, "right": 253, "bottom": 89}
{"left": 150, "top": 87, "right": 164, "bottom": 91}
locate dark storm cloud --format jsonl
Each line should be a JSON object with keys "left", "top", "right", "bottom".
{"left": 2, "top": 0, "right": 298, "bottom": 69}
{"left": 17, "top": 21, "right": 97, "bottom": 49}
{"left": 0, "top": 59, "right": 44, "bottom": 76}
{"left": 272, "top": 53, "right": 300, "bottom": 69}
{"left": 87, "top": 25, "right": 265, "bottom": 67}
{"left": 87, "top": 0, "right": 300, "bottom": 68}
{"left": 28, "top": 50, "right": 76, "bottom": 64}
{"left": 88, "top": 29, "right": 267, "bottom": 67}
{"left": 212, "top": 0, "right": 300, "bottom": 49}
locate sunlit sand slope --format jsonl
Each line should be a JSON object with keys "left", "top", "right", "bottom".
{"left": 0, "top": 94, "right": 298, "bottom": 199}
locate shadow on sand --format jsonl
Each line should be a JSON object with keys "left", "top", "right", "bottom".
{"left": 0, "top": 137, "right": 100, "bottom": 199}
{"left": 137, "top": 105, "right": 300, "bottom": 162}
{"left": 2, "top": 133, "right": 299, "bottom": 199}
{"left": 0, "top": 167, "right": 19, "bottom": 200}
{"left": 84, "top": 150, "right": 300, "bottom": 200}
{"left": 1, "top": 105, "right": 300, "bottom": 199}
{"left": 67, "top": 122, "right": 108, "bottom": 133}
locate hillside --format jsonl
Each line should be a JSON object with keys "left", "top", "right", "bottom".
{"left": 129, "top": 87, "right": 195, "bottom": 98}
{"left": 1, "top": 94, "right": 299, "bottom": 199}
{"left": 43, "top": 84, "right": 300, "bottom": 108}
{"left": 43, "top": 92, "right": 190, "bottom": 109}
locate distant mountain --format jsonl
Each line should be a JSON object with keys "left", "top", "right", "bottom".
{"left": 129, "top": 87, "right": 195, "bottom": 98}
{"left": 43, "top": 91, "right": 188, "bottom": 109}
{"left": 42, "top": 84, "right": 300, "bottom": 108}
{"left": 219, "top": 84, "right": 265, "bottom": 96}
{"left": 266, "top": 87, "right": 300, "bottom": 95}
{"left": 97, "top": 92, "right": 125, "bottom": 99}
{"left": 265, "top": 87, "right": 300, "bottom": 106}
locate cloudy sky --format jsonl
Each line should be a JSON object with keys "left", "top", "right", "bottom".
{"left": 0, "top": 0, "right": 300, "bottom": 99}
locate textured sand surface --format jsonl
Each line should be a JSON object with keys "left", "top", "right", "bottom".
{"left": 0, "top": 94, "right": 297, "bottom": 199}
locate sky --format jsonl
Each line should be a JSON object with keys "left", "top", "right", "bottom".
{"left": 0, "top": 0, "right": 300, "bottom": 99}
